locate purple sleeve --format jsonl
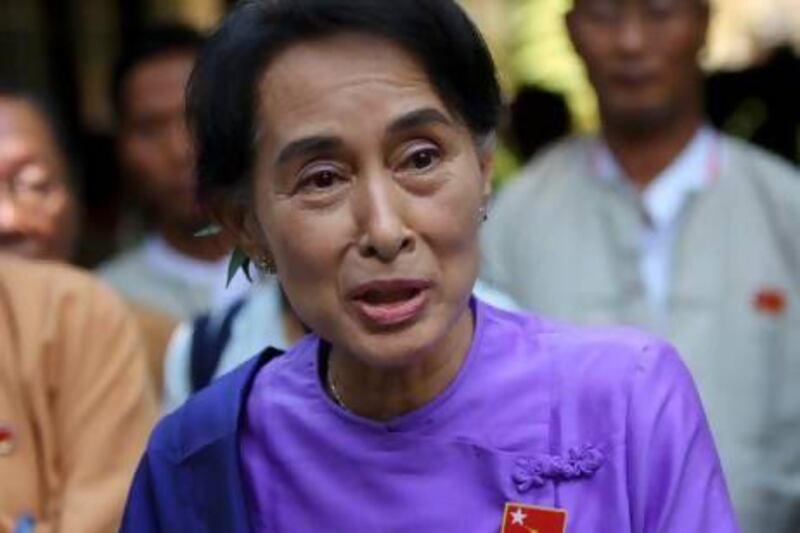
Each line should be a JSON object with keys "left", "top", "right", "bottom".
{"left": 626, "top": 342, "right": 741, "bottom": 532}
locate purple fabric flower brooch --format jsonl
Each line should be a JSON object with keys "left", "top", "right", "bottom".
{"left": 513, "top": 443, "right": 605, "bottom": 493}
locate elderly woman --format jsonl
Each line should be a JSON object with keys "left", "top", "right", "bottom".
{"left": 122, "top": 0, "right": 738, "bottom": 531}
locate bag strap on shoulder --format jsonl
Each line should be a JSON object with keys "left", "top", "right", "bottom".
{"left": 189, "top": 298, "right": 248, "bottom": 392}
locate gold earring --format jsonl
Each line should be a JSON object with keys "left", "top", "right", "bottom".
{"left": 257, "top": 256, "right": 277, "bottom": 275}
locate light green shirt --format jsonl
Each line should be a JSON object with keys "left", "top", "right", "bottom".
{"left": 482, "top": 133, "right": 800, "bottom": 533}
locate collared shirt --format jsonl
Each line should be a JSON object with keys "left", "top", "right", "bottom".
{"left": 119, "top": 300, "right": 739, "bottom": 532}
{"left": 480, "top": 131, "right": 800, "bottom": 532}
{"left": 0, "top": 256, "right": 157, "bottom": 533}
{"left": 235, "top": 300, "right": 737, "bottom": 532}
{"left": 99, "top": 235, "right": 251, "bottom": 320}
{"left": 594, "top": 126, "right": 718, "bottom": 320}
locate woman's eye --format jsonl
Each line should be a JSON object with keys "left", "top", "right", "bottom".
{"left": 297, "top": 167, "right": 344, "bottom": 193}
{"left": 310, "top": 171, "right": 336, "bottom": 188}
{"left": 401, "top": 146, "right": 441, "bottom": 173}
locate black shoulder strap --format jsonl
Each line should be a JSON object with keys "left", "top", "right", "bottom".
{"left": 189, "top": 298, "right": 248, "bottom": 392}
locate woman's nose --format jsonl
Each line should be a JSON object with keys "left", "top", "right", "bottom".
{"left": 355, "top": 176, "right": 414, "bottom": 262}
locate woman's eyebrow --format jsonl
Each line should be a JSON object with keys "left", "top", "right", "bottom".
{"left": 386, "top": 107, "right": 453, "bottom": 136}
{"left": 273, "top": 108, "right": 451, "bottom": 167}
{"left": 275, "top": 136, "right": 343, "bottom": 167}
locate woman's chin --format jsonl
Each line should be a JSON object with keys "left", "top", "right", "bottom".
{"left": 332, "top": 301, "right": 472, "bottom": 371}
{"left": 354, "top": 338, "right": 435, "bottom": 370}
{"left": 335, "top": 318, "right": 445, "bottom": 370}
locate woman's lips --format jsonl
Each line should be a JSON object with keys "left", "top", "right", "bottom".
{"left": 349, "top": 279, "right": 432, "bottom": 328}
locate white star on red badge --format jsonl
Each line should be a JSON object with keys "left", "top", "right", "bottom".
{"left": 511, "top": 508, "right": 527, "bottom": 525}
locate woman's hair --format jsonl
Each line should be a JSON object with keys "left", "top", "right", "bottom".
{"left": 187, "top": 0, "right": 502, "bottom": 201}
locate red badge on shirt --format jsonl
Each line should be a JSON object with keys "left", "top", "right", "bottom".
{"left": 0, "top": 424, "right": 15, "bottom": 456}
{"left": 501, "top": 502, "right": 567, "bottom": 533}
{"left": 753, "top": 287, "right": 788, "bottom": 317}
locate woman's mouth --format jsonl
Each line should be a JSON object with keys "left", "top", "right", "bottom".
{"left": 349, "top": 279, "right": 432, "bottom": 328}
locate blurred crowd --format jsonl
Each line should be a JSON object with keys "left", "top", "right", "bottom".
{"left": 1, "top": 0, "right": 798, "bottom": 532}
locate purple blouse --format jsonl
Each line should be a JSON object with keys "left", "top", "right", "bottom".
{"left": 240, "top": 300, "right": 739, "bottom": 532}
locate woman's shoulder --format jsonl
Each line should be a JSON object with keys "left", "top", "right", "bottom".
{"left": 541, "top": 317, "right": 680, "bottom": 368}
{"left": 483, "top": 303, "right": 691, "bottom": 402}
{"left": 146, "top": 346, "right": 288, "bottom": 463}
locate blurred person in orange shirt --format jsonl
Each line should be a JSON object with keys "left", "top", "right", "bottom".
{"left": 0, "top": 254, "right": 158, "bottom": 532}
{"left": 0, "top": 85, "right": 176, "bottom": 391}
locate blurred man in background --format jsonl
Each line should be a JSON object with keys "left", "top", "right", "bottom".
{"left": 99, "top": 25, "right": 250, "bottom": 321}
{"left": 0, "top": 87, "right": 78, "bottom": 261}
{"left": 482, "top": 0, "right": 800, "bottom": 530}
{"left": 0, "top": 255, "right": 157, "bottom": 532}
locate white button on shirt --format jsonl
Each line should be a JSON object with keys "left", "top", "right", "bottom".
{"left": 594, "top": 126, "right": 718, "bottom": 322}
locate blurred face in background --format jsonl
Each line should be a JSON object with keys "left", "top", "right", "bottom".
{"left": 0, "top": 97, "right": 77, "bottom": 260}
{"left": 118, "top": 50, "right": 202, "bottom": 231}
{"left": 567, "top": 0, "right": 709, "bottom": 132}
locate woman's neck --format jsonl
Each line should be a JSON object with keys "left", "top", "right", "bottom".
{"left": 603, "top": 114, "right": 704, "bottom": 190}
{"left": 328, "top": 305, "right": 475, "bottom": 421}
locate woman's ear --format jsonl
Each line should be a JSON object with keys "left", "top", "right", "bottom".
{"left": 478, "top": 139, "right": 495, "bottom": 203}
{"left": 209, "top": 196, "right": 270, "bottom": 263}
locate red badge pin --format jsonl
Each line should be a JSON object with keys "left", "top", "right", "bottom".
{"left": 0, "top": 424, "right": 15, "bottom": 456}
{"left": 501, "top": 502, "right": 567, "bottom": 533}
{"left": 753, "top": 288, "right": 788, "bottom": 317}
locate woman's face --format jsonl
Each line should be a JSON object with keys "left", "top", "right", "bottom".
{"left": 237, "top": 34, "right": 492, "bottom": 367}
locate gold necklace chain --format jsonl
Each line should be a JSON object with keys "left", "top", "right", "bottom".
{"left": 327, "top": 359, "right": 347, "bottom": 410}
